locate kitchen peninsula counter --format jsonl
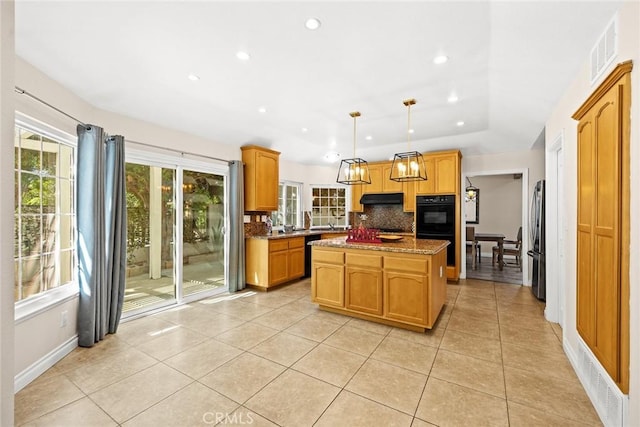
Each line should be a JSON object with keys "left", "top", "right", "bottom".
{"left": 309, "top": 237, "right": 449, "bottom": 331}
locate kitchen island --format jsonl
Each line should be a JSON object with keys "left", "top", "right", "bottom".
{"left": 309, "top": 236, "right": 449, "bottom": 332}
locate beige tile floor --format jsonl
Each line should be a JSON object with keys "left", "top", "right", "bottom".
{"left": 15, "top": 278, "right": 602, "bottom": 426}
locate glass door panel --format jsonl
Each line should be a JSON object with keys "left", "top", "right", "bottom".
{"left": 182, "top": 170, "right": 225, "bottom": 296}
{"left": 123, "top": 163, "right": 176, "bottom": 312}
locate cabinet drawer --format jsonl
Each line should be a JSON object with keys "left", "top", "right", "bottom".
{"left": 269, "top": 240, "right": 290, "bottom": 252}
{"left": 384, "top": 255, "right": 428, "bottom": 273}
{"left": 346, "top": 253, "right": 382, "bottom": 268}
{"left": 313, "top": 249, "right": 344, "bottom": 264}
{"left": 288, "top": 237, "right": 305, "bottom": 249}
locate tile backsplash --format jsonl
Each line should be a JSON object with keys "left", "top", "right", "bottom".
{"left": 349, "top": 205, "right": 414, "bottom": 232}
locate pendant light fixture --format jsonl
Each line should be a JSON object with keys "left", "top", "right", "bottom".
{"left": 390, "top": 99, "right": 427, "bottom": 182}
{"left": 465, "top": 177, "right": 478, "bottom": 201}
{"left": 336, "top": 111, "right": 371, "bottom": 185}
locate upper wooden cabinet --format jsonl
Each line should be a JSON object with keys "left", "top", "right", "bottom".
{"left": 573, "top": 61, "right": 631, "bottom": 393}
{"left": 416, "top": 150, "right": 461, "bottom": 195}
{"left": 366, "top": 164, "right": 384, "bottom": 193}
{"left": 241, "top": 145, "right": 280, "bottom": 211}
{"left": 381, "top": 163, "right": 403, "bottom": 193}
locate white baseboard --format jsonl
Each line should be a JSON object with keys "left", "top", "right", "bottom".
{"left": 14, "top": 335, "right": 78, "bottom": 393}
{"left": 563, "top": 336, "right": 628, "bottom": 426}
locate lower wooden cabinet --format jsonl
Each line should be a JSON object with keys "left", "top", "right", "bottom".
{"left": 311, "top": 246, "right": 447, "bottom": 330}
{"left": 246, "top": 236, "right": 306, "bottom": 290}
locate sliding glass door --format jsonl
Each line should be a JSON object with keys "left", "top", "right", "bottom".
{"left": 123, "top": 156, "right": 228, "bottom": 316}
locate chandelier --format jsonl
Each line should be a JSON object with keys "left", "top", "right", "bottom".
{"left": 465, "top": 177, "right": 478, "bottom": 201}
{"left": 389, "top": 99, "right": 427, "bottom": 182}
{"left": 336, "top": 112, "right": 371, "bottom": 185}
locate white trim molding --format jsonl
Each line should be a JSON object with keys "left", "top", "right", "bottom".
{"left": 14, "top": 335, "right": 77, "bottom": 393}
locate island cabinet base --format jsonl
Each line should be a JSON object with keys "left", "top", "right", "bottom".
{"left": 311, "top": 246, "right": 447, "bottom": 332}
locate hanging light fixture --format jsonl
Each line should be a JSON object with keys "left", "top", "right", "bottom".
{"left": 465, "top": 177, "right": 478, "bottom": 201}
{"left": 390, "top": 99, "right": 427, "bottom": 182}
{"left": 336, "top": 111, "right": 371, "bottom": 185}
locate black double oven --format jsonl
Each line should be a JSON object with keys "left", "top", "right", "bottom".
{"left": 416, "top": 195, "right": 456, "bottom": 267}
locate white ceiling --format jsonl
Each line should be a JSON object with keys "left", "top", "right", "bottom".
{"left": 15, "top": 1, "right": 622, "bottom": 165}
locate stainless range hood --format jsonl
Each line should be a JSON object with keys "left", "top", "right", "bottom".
{"left": 359, "top": 193, "right": 404, "bottom": 205}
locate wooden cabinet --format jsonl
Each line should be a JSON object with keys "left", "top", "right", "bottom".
{"left": 311, "top": 249, "right": 345, "bottom": 307}
{"left": 345, "top": 253, "right": 383, "bottom": 315}
{"left": 365, "top": 164, "right": 384, "bottom": 193}
{"left": 381, "top": 163, "right": 403, "bottom": 193}
{"left": 416, "top": 150, "right": 461, "bottom": 195}
{"left": 403, "top": 180, "right": 416, "bottom": 213}
{"left": 351, "top": 183, "right": 364, "bottom": 213}
{"left": 311, "top": 246, "right": 447, "bottom": 330}
{"left": 245, "top": 236, "right": 305, "bottom": 290}
{"left": 241, "top": 145, "right": 280, "bottom": 211}
{"left": 573, "top": 61, "right": 631, "bottom": 392}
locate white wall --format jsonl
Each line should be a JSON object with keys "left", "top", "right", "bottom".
{"left": 280, "top": 158, "right": 343, "bottom": 213}
{"left": 0, "top": 1, "right": 15, "bottom": 424}
{"left": 470, "top": 174, "right": 522, "bottom": 239}
{"left": 544, "top": 2, "right": 639, "bottom": 424}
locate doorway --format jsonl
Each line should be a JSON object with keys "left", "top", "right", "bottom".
{"left": 463, "top": 169, "right": 529, "bottom": 285}
{"left": 122, "top": 154, "right": 229, "bottom": 316}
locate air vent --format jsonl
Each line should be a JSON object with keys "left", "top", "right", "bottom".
{"left": 590, "top": 14, "right": 618, "bottom": 84}
{"left": 574, "top": 339, "right": 627, "bottom": 426}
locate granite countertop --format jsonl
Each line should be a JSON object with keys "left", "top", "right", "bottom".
{"left": 309, "top": 236, "right": 449, "bottom": 255}
{"left": 247, "top": 230, "right": 414, "bottom": 240}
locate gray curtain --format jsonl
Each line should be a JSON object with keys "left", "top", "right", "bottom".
{"left": 76, "top": 125, "right": 127, "bottom": 347}
{"left": 228, "top": 160, "right": 245, "bottom": 292}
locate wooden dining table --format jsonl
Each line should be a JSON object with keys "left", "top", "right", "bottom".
{"left": 474, "top": 233, "right": 506, "bottom": 271}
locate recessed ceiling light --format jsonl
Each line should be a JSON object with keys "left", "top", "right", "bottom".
{"left": 236, "top": 51, "right": 251, "bottom": 61}
{"left": 187, "top": 73, "right": 200, "bottom": 81}
{"left": 258, "top": 107, "right": 267, "bottom": 113}
{"left": 365, "top": 135, "right": 372, "bottom": 141}
{"left": 433, "top": 55, "right": 448, "bottom": 65}
{"left": 324, "top": 151, "right": 340, "bottom": 163}
{"left": 408, "top": 129, "right": 415, "bottom": 134}
{"left": 305, "top": 18, "right": 321, "bottom": 30}
{"left": 447, "top": 94, "right": 459, "bottom": 104}
{"left": 301, "top": 127, "right": 308, "bottom": 133}
{"left": 456, "top": 121, "right": 465, "bottom": 127}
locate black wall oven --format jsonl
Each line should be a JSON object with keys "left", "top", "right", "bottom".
{"left": 416, "top": 195, "right": 456, "bottom": 266}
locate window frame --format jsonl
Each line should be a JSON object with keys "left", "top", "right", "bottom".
{"left": 309, "top": 184, "right": 349, "bottom": 228}
{"left": 272, "top": 181, "right": 302, "bottom": 230}
{"left": 14, "top": 112, "right": 78, "bottom": 322}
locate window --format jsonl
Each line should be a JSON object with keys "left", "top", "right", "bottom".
{"left": 311, "top": 186, "right": 347, "bottom": 227}
{"left": 14, "top": 120, "right": 76, "bottom": 303}
{"left": 272, "top": 182, "right": 301, "bottom": 228}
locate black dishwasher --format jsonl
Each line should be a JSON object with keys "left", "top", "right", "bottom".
{"left": 304, "top": 234, "right": 322, "bottom": 277}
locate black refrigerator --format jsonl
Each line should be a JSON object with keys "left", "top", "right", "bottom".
{"left": 528, "top": 180, "right": 545, "bottom": 300}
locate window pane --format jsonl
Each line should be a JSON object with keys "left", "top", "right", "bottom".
{"left": 20, "top": 145, "right": 41, "bottom": 174}
{"left": 42, "top": 177, "right": 56, "bottom": 214}
{"left": 59, "top": 215, "right": 73, "bottom": 250}
{"left": 21, "top": 256, "right": 42, "bottom": 300}
{"left": 21, "top": 173, "right": 41, "bottom": 214}
{"left": 60, "top": 145, "right": 74, "bottom": 179}
{"left": 60, "top": 250, "right": 73, "bottom": 284}
{"left": 42, "top": 252, "right": 57, "bottom": 292}
{"left": 42, "top": 215, "right": 56, "bottom": 253}
{"left": 59, "top": 178, "right": 73, "bottom": 215}
{"left": 309, "top": 185, "right": 348, "bottom": 227}
{"left": 21, "top": 215, "right": 41, "bottom": 256}
{"left": 42, "top": 138, "right": 58, "bottom": 176}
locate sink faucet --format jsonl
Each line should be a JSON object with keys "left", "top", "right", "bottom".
{"left": 328, "top": 222, "right": 335, "bottom": 230}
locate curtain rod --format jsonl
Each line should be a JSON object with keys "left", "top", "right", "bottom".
{"left": 15, "top": 85, "right": 233, "bottom": 165}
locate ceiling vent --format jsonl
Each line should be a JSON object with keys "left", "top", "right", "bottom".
{"left": 590, "top": 14, "right": 617, "bottom": 84}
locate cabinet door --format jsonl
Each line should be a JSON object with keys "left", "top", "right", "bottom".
{"left": 255, "top": 151, "right": 279, "bottom": 210}
{"left": 345, "top": 267, "right": 383, "bottom": 315}
{"left": 383, "top": 271, "right": 427, "bottom": 325}
{"left": 382, "top": 163, "right": 403, "bottom": 193}
{"left": 403, "top": 181, "right": 416, "bottom": 213}
{"left": 268, "top": 250, "right": 289, "bottom": 285}
{"left": 312, "top": 263, "right": 345, "bottom": 307}
{"left": 288, "top": 247, "right": 305, "bottom": 280}
{"left": 434, "top": 154, "right": 458, "bottom": 194}
{"left": 416, "top": 157, "right": 435, "bottom": 194}
{"left": 366, "top": 165, "right": 383, "bottom": 193}
{"left": 351, "top": 184, "right": 364, "bottom": 212}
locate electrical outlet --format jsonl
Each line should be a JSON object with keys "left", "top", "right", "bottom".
{"left": 243, "top": 215, "right": 250, "bottom": 223}
{"left": 261, "top": 215, "right": 267, "bottom": 222}
{"left": 60, "top": 310, "right": 68, "bottom": 328}
{"left": 255, "top": 215, "right": 261, "bottom": 222}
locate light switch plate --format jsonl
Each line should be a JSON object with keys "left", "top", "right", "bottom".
{"left": 243, "top": 215, "right": 250, "bottom": 223}
{"left": 261, "top": 215, "right": 267, "bottom": 222}
{"left": 255, "top": 215, "right": 261, "bottom": 222}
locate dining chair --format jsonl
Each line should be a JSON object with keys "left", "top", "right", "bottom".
{"left": 465, "top": 226, "right": 481, "bottom": 269}
{"left": 492, "top": 226, "right": 522, "bottom": 270}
